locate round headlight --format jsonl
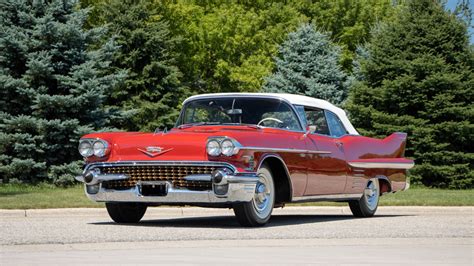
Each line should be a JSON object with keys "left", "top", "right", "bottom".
{"left": 221, "top": 139, "right": 235, "bottom": 156}
{"left": 206, "top": 140, "right": 221, "bottom": 156}
{"left": 78, "top": 140, "right": 93, "bottom": 157}
{"left": 93, "top": 140, "right": 108, "bottom": 157}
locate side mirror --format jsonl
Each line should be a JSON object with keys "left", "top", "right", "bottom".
{"left": 303, "top": 125, "right": 316, "bottom": 138}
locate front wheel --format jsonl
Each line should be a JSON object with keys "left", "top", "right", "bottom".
{"left": 349, "top": 178, "right": 380, "bottom": 217}
{"left": 233, "top": 165, "right": 275, "bottom": 227}
{"left": 105, "top": 202, "right": 147, "bottom": 223}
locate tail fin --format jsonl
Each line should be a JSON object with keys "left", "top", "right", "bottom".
{"left": 383, "top": 132, "right": 408, "bottom": 158}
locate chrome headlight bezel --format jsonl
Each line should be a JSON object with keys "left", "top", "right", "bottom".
{"left": 79, "top": 138, "right": 109, "bottom": 158}
{"left": 206, "top": 137, "right": 241, "bottom": 157}
{"left": 78, "top": 140, "right": 93, "bottom": 157}
{"left": 206, "top": 139, "right": 221, "bottom": 157}
{"left": 221, "top": 139, "right": 236, "bottom": 156}
{"left": 92, "top": 139, "right": 108, "bottom": 157}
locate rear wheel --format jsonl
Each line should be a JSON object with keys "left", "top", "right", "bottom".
{"left": 349, "top": 178, "right": 379, "bottom": 217}
{"left": 233, "top": 165, "right": 275, "bottom": 227}
{"left": 105, "top": 202, "right": 147, "bottom": 223}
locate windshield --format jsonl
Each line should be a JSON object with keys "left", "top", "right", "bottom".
{"left": 177, "top": 97, "right": 303, "bottom": 131}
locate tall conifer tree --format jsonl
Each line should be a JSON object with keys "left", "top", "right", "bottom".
{"left": 0, "top": 0, "right": 124, "bottom": 185}
{"left": 347, "top": 0, "right": 473, "bottom": 188}
{"left": 263, "top": 24, "right": 350, "bottom": 106}
{"left": 88, "top": 0, "right": 187, "bottom": 131}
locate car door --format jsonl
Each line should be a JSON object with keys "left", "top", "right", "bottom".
{"left": 302, "top": 107, "right": 349, "bottom": 195}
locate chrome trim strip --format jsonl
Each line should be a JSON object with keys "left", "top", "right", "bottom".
{"left": 224, "top": 175, "right": 259, "bottom": 184}
{"left": 95, "top": 174, "right": 129, "bottom": 181}
{"left": 75, "top": 173, "right": 129, "bottom": 185}
{"left": 349, "top": 162, "right": 414, "bottom": 170}
{"left": 292, "top": 193, "right": 363, "bottom": 203}
{"left": 183, "top": 174, "right": 212, "bottom": 182}
{"left": 241, "top": 146, "right": 331, "bottom": 154}
{"left": 83, "top": 161, "right": 238, "bottom": 174}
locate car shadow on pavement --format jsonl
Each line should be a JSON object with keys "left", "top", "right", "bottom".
{"left": 91, "top": 214, "right": 409, "bottom": 228}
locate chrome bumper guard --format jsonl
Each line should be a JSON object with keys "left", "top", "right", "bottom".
{"left": 75, "top": 165, "right": 259, "bottom": 204}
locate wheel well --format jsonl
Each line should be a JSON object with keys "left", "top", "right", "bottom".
{"left": 260, "top": 156, "right": 292, "bottom": 204}
{"left": 376, "top": 176, "right": 392, "bottom": 194}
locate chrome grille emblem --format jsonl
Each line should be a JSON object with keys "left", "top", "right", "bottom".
{"left": 137, "top": 146, "right": 173, "bottom": 157}
{"left": 146, "top": 146, "right": 162, "bottom": 153}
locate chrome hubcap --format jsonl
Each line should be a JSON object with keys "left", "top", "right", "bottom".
{"left": 253, "top": 173, "right": 272, "bottom": 217}
{"left": 364, "top": 179, "right": 379, "bottom": 211}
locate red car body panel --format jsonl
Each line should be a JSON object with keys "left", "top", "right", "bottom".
{"left": 82, "top": 124, "right": 412, "bottom": 200}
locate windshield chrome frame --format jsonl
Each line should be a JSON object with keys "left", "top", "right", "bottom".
{"left": 175, "top": 95, "right": 305, "bottom": 132}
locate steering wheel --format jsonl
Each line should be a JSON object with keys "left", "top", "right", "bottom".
{"left": 257, "top": 117, "right": 284, "bottom": 127}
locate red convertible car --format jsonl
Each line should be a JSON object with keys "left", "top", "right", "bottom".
{"left": 76, "top": 93, "right": 414, "bottom": 226}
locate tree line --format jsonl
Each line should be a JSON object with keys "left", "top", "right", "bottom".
{"left": 0, "top": 0, "right": 472, "bottom": 188}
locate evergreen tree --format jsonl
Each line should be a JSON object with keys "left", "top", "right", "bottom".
{"left": 88, "top": 0, "right": 187, "bottom": 131}
{"left": 346, "top": 0, "right": 473, "bottom": 188}
{"left": 0, "top": 0, "right": 124, "bottom": 185}
{"left": 263, "top": 24, "right": 350, "bottom": 106}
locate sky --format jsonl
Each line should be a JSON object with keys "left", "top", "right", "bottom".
{"left": 445, "top": 0, "right": 473, "bottom": 43}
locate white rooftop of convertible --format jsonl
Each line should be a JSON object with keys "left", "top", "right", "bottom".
{"left": 183, "top": 93, "right": 359, "bottom": 135}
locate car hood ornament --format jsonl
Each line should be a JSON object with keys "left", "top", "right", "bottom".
{"left": 137, "top": 146, "right": 173, "bottom": 157}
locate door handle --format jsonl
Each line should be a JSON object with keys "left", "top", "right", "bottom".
{"left": 335, "top": 141, "right": 343, "bottom": 147}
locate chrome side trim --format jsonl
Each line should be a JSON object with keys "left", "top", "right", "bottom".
{"left": 83, "top": 161, "right": 238, "bottom": 174}
{"left": 348, "top": 162, "right": 414, "bottom": 169}
{"left": 292, "top": 193, "right": 363, "bottom": 203}
{"left": 241, "top": 146, "right": 331, "bottom": 154}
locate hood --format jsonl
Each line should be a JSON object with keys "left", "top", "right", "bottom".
{"left": 83, "top": 125, "right": 303, "bottom": 162}
{"left": 106, "top": 131, "right": 210, "bottom": 161}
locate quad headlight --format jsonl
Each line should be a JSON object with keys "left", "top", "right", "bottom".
{"left": 206, "top": 137, "right": 240, "bottom": 157}
{"left": 221, "top": 139, "right": 235, "bottom": 156}
{"left": 78, "top": 139, "right": 109, "bottom": 158}
{"left": 92, "top": 140, "right": 108, "bottom": 157}
{"left": 78, "top": 140, "right": 93, "bottom": 157}
{"left": 206, "top": 140, "right": 221, "bottom": 157}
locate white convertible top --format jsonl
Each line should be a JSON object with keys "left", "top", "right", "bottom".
{"left": 183, "top": 93, "right": 359, "bottom": 135}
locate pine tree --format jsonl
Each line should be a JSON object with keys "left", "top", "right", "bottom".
{"left": 346, "top": 0, "right": 473, "bottom": 188}
{"left": 0, "top": 0, "right": 124, "bottom": 185}
{"left": 88, "top": 0, "right": 188, "bottom": 131}
{"left": 263, "top": 24, "right": 350, "bottom": 106}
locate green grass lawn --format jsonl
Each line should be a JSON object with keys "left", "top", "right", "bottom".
{"left": 0, "top": 183, "right": 472, "bottom": 209}
{"left": 0, "top": 183, "right": 103, "bottom": 209}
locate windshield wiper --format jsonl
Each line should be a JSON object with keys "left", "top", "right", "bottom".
{"left": 177, "top": 122, "right": 221, "bottom": 129}
{"left": 220, "top": 123, "right": 263, "bottom": 130}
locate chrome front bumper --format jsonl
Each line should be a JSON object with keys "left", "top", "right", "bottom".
{"left": 76, "top": 161, "right": 259, "bottom": 204}
{"left": 84, "top": 180, "right": 257, "bottom": 203}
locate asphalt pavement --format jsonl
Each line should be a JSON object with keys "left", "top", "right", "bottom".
{"left": 0, "top": 206, "right": 472, "bottom": 265}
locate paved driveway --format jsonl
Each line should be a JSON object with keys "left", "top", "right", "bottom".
{"left": 0, "top": 206, "right": 472, "bottom": 265}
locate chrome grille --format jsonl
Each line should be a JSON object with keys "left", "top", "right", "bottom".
{"left": 100, "top": 165, "right": 227, "bottom": 190}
